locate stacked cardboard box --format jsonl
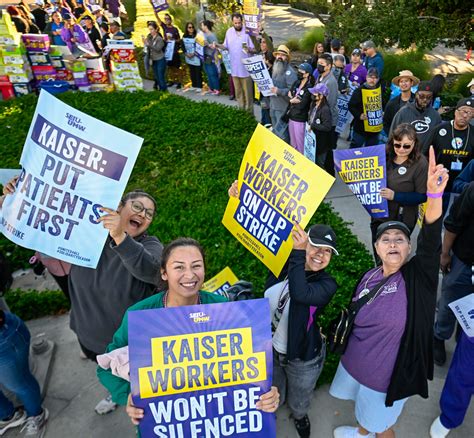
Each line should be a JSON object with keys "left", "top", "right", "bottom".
{"left": 0, "top": 14, "right": 33, "bottom": 97}
{"left": 108, "top": 40, "right": 142, "bottom": 92}
{"left": 22, "top": 34, "right": 55, "bottom": 85}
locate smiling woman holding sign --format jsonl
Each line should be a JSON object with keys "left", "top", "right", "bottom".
{"left": 229, "top": 180, "right": 338, "bottom": 438}
{"left": 97, "top": 237, "right": 280, "bottom": 432}
{"left": 68, "top": 190, "right": 163, "bottom": 415}
{"left": 330, "top": 147, "right": 448, "bottom": 438}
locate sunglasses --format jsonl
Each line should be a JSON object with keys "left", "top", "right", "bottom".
{"left": 393, "top": 143, "right": 413, "bottom": 150}
{"left": 130, "top": 200, "right": 155, "bottom": 221}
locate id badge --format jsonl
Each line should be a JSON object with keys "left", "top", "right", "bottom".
{"left": 451, "top": 160, "right": 463, "bottom": 171}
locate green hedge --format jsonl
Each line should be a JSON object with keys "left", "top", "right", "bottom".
{"left": 0, "top": 91, "right": 372, "bottom": 383}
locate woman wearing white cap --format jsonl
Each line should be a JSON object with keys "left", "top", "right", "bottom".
{"left": 331, "top": 148, "right": 448, "bottom": 438}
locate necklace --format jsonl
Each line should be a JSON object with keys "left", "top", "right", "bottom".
{"left": 163, "top": 291, "right": 201, "bottom": 308}
{"left": 358, "top": 267, "right": 382, "bottom": 298}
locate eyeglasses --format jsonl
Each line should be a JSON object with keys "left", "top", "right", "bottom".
{"left": 187, "top": 26, "right": 194, "bottom": 28}
{"left": 456, "top": 108, "right": 472, "bottom": 117}
{"left": 393, "top": 142, "right": 413, "bottom": 150}
{"left": 130, "top": 200, "right": 155, "bottom": 221}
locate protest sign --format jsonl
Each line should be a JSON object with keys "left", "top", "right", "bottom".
{"left": 129, "top": 299, "right": 276, "bottom": 438}
{"left": 334, "top": 144, "right": 389, "bottom": 218}
{"left": 164, "top": 40, "right": 175, "bottom": 62}
{"left": 361, "top": 87, "right": 383, "bottom": 133}
{"left": 243, "top": 0, "right": 261, "bottom": 36}
{"left": 203, "top": 267, "right": 239, "bottom": 294}
{"left": 449, "top": 294, "right": 474, "bottom": 338}
{"left": 242, "top": 55, "right": 274, "bottom": 97}
{"left": 222, "top": 124, "right": 334, "bottom": 276}
{"left": 335, "top": 86, "right": 356, "bottom": 135}
{"left": 220, "top": 49, "right": 232, "bottom": 75}
{"left": 303, "top": 124, "right": 316, "bottom": 163}
{"left": 149, "top": 0, "right": 169, "bottom": 12}
{"left": 195, "top": 33, "right": 205, "bottom": 61}
{"left": 183, "top": 37, "right": 200, "bottom": 66}
{"left": 0, "top": 91, "right": 142, "bottom": 268}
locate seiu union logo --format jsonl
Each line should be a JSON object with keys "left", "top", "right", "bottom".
{"left": 65, "top": 113, "right": 86, "bottom": 131}
{"left": 189, "top": 311, "right": 211, "bottom": 323}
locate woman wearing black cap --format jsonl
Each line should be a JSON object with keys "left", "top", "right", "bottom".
{"left": 331, "top": 147, "right": 448, "bottom": 438}
{"left": 228, "top": 181, "right": 338, "bottom": 438}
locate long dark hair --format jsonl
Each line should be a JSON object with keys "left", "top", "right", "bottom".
{"left": 184, "top": 21, "right": 196, "bottom": 37}
{"left": 386, "top": 123, "right": 421, "bottom": 165}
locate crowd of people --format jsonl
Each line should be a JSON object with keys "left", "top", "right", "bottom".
{"left": 1, "top": 5, "right": 474, "bottom": 438}
{"left": 5, "top": 0, "right": 128, "bottom": 59}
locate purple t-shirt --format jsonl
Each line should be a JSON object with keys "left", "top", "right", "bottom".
{"left": 341, "top": 267, "right": 407, "bottom": 393}
{"left": 344, "top": 63, "right": 367, "bottom": 86}
{"left": 223, "top": 27, "right": 254, "bottom": 78}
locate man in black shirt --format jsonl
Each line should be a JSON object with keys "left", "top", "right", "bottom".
{"left": 433, "top": 181, "right": 474, "bottom": 365}
{"left": 383, "top": 70, "right": 419, "bottom": 134}
{"left": 431, "top": 97, "right": 474, "bottom": 212}
{"left": 83, "top": 15, "right": 102, "bottom": 55}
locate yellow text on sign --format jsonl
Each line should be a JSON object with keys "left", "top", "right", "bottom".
{"left": 339, "top": 156, "right": 384, "bottom": 183}
{"left": 138, "top": 328, "right": 267, "bottom": 399}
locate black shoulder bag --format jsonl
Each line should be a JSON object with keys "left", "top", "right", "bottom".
{"left": 328, "top": 273, "right": 394, "bottom": 355}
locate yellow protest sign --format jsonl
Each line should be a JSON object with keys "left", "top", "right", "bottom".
{"left": 222, "top": 124, "right": 335, "bottom": 276}
{"left": 362, "top": 87, "right": 383, "bottom": 133}
{"left": 202, "top": 267, "right": 239, "bottom": 294}
{"left": 417, "top": 202, "right": 427, "bottom": 228}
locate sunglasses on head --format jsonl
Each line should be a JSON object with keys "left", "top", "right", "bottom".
{"left": 393, "top": 143, "right": 413, "bottom": 150}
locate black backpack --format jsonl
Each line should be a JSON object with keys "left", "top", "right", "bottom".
{"left": 216, "top": 281, "right": 255, "bottom": 301}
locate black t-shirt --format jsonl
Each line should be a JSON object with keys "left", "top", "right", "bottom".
{"left": 432, "top": 121, "right": 474, "bottom": 191}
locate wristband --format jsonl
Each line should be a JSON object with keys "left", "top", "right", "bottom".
{"left": 426, "top": 192, "right": 444, "bottom": 198}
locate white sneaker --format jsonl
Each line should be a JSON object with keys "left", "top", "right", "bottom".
{"left": 94, "top": 395, "right": 117, "bottom": 415}
{"left": 430, "top": 417, "right": 451, "bottom": 438}
{"left": 0, "top": 408, "right": 26, "bottom": 435}
{"left": 194, "top": 88, "right": 202, "bottom": 93}
{"left": 333, "top": 426, "right": 375, "bottom": 438}
{"left": 21, "top": 408, "right": 48, "bottom": 438}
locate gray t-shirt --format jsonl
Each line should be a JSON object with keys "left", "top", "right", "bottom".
{"left": 204, "top": 32, "right": 217, "bottom": 57}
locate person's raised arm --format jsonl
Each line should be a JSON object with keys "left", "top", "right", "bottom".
{"left": 424, "top": 145, "right": 448, "bottom": 224}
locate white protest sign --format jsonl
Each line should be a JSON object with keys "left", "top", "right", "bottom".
{"left": 0, "top": 91, "right": 142, "bottom": 268}
{"left": 164, "top": 40, "right": 175, "bottom": 62}
{"left": 304, "top": 124, "right": 316, "bottom": 162}
{"left": 183, "top": 37, "right": 200, "bottom": 66}
{"left": 449, "top": 293, "right": 474, "bottom": 338}
{"left": 220, "top": 49, "right": 232, "bottom": 75}
{"left": 242, "top": 55, "right": 275, "bottom": 97}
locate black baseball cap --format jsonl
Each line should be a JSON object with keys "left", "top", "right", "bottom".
{"left": 308, "top": 224, "right": 339, "bottom": 255}
{"left": 456, "top": 97, "right": 473, "bottom": 110}
{"left": 375, "top": 221, "right": 411, "bottom": 241}
{"left": 417, "top": 81, "right": 433, "bottom": 92}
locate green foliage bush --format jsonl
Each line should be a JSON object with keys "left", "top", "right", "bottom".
{"left": 290, "top": 0, "right": 329, "bottom": 15}
{"left": 299, "top": 26, "right": 326, "bottom": 54}
{"left": 381, "top": 50, "right": 431, "bottom": 84}
{"left": 450, "top": 73, "right": 473, "bottom": 97}
{"left": 0, "top": 92, "right": 372, "bottom": 382}
{"left": 6, "top": 289, "right": 70, "bottom": 321}
{"left": 285, "top": 37, "right": 301, "bottom": 52}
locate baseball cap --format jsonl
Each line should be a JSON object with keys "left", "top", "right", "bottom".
{"left": 308, "top": 225, "right": 338, "bottom": 255}
{"left": 375, "top": 221, "right": 411, "bottom": 241}
{"left": 308, "top": 83, "right": 329, "bottom": 96}
{"left": 456, "top": 97, "right": 473, "bottom": 110}
{"left": 417, "top": 81, "right": 433, "bottom": 92}
{"left": 367, "top": 67, "right": 379, "bottom": 78}
{"left": 298, "top": 62, "right": 313, "bottom": 74}
{"left": 352, "top": 48, "right": 362, "bottom": 56}
{"left": 362, "top": 40, "right": 375, "bottom": 49}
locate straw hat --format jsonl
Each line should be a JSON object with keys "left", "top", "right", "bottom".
{"left": 392, "top": 70, "right": 420, "bottom": 86}
{"left": 273, "top": 45, "right": 291, "bottom": 59}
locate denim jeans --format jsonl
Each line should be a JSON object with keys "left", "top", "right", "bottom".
{"left": 203, "top": 62, "right": 220, "bottom": 91}
{"left": 270, "top": 109, "right": 290, "bottom": 143}
{"left": 0, "top": 313, "right": 42, "bottom": 418}
{"left": 434, "top": 255, "right": 474, "bottom": 340}
{"left": 152, "top": 58, "right": 167, "bottom": 91}
{"left": 350, "top": 131, "right": 380, "bottom": 149}
{"left": 273, "top": 343, "right": 326, "bottom": 419}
